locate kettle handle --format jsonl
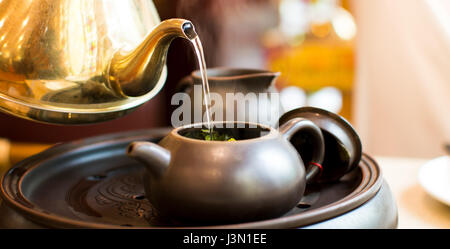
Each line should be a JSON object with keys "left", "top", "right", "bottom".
{"left": 279, "top": 118, "right": 325, "bottom": 182}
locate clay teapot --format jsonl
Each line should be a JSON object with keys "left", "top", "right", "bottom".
{"left": 127, "top": 119, "right": 325, "bottom": 224}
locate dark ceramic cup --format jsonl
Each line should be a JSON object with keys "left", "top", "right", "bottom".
{"left": 127, "top": 119, "right": 324, "bottom": 224}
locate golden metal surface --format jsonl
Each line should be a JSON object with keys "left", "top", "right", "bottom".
{"left": 0, "top": 0, "right": 194, "bottom": 124}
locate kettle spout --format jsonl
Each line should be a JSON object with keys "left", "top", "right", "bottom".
{"left": 108, "top": 19, "right": 197, "bottom": 97}
{"left": 127, "top": 141, "right": 171, "bottom": 179}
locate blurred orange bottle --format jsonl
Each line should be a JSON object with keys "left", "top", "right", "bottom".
{"left": 263, "top": 0, "right": 356, "bottom": 121}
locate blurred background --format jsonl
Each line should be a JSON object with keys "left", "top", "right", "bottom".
{"left": 1, "top": 0, "right": 449, "bottom": 168}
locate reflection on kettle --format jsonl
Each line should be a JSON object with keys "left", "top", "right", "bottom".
{"left": 0, "top": 0, "right": 197, "bottom": 124}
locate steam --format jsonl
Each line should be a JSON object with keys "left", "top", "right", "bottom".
{"left": 176, "top": 0, "right": 277, "bottom": 67}
{"left": 176, "top": 0, "right": 225, "bottom": 66}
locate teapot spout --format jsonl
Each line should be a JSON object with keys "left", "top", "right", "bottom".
{"left": 108, "top": 19, "right": 197, "bottom": 97}
{"left": 127, "top": 141, "right": 171, "bottom": 179}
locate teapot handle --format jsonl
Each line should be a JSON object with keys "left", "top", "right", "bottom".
{"left": 279, "top": 118, "right": 325, "bottom": 183}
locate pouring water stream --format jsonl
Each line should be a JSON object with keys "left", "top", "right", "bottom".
{"left": 191, "top": 36, "right": 213, "bottom": 134}
{"left": 181, "top": 22, "right": 213, "bottom": 133}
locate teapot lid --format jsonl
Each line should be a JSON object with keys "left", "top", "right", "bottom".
{"left": 279, "top": 107, "right": 362, "bottom": 182}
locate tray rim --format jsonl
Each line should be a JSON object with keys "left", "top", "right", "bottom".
{"left": 0, "top": 128, "right": 382, "bottom": 229}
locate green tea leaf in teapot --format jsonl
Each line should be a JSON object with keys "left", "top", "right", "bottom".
{"left": 185, "top": 129, "right": 236, "bottom": 141}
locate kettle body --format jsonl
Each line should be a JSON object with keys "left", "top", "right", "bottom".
{"left": 0, "top": 0, "right": 194, "bottom": 124}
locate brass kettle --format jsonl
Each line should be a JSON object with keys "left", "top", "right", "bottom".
{"left": 0, "top": 0, "right": 196, "bottom": 124}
